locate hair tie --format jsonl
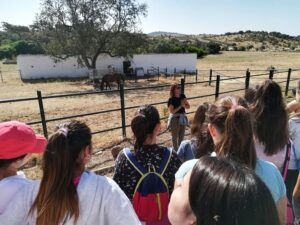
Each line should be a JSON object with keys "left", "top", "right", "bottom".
{"left": 58, "top": 128, "right": 68, "bottom": 137}
{"left": 231, "top": 103, "right": 238, "bottom": 110}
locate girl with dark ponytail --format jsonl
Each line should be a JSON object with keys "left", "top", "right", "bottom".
{"left": 174, "top": 96, "right": 287, "bottom": 225}
{"left": 0, "top": 120, "right": 141, "bottom": 225}
{"left": 113, "top": 105, "right": 181, "bottom": 224}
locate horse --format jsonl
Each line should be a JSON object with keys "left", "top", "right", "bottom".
{"left": 99, "top": 73, "right": 125, "bottom": 91}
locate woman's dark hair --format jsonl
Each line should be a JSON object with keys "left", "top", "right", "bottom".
{"left": 169, "top": 83, "right": 180, "bottom": 98}
{"left": 189, "top": 156, "right": 280, "bottom": 225}
{"left": 131, "top": 105, "right": 160, "bottom": 152}
{"left": 191, "top": 103, "right": 210, "bottom": 136}
{"left": 251, "top": 79, "right": 289, "bottom": 155}
{"left": 0, "top": 155, "right": 26, "bottom": 168}
{"left": 207, "top": 96, "right": 257, "bottom": 169}
{"left": 244, "top": 85, "right": 259, "bottom": 105}
{"left": 29, "top": 120, "right": 92, "bottom": 225}
{"left": 190, "top": 103, "right": 214, "bottom": 158}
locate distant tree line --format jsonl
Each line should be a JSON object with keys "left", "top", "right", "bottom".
{"left": 0, "top": 21, "right": 220, "bottom": 60}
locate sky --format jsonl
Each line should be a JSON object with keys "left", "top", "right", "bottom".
{"left": 0, "top": 0, "right": 300, "bottom": 36}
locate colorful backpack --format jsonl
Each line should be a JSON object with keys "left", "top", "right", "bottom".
{"left": 124, "top": 148, "right": 172, "bottom": 222}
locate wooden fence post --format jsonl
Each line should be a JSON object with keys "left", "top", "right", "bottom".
{"left": 209, "top": 69, "right": 213, "bottom": 86}
{"left": 245, "top": 69, "right": 250, "bottom": 90}
{"left": 285, "top": 68, "right": 292, "bottom": 96}
{"left": 269, "top": 69, "right": 274, "bottom": 80}
{"left": 119, "top": 83, "right": 126, "bottom": 138}
{"left": 215, "top": 75, "right": 220, "bottom": 100}
{"left": 37, "top": 90, "right": 48, "bottom": 139}
{"left": 181, "top": 78, "right": 185, "bottom": 95}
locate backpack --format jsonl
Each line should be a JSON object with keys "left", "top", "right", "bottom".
{"left": 281, "top": 140, "right": 295, "bottom": 225}
{"left": 123, "top": 148, "right": 172, "bottom": 223}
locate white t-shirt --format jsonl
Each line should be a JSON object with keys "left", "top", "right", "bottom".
{"left": 0, "top": 171, "right": 31, "bottom": 214}
{"left": 0, "top": 171, "right": 142, "bottom": 225}
{"left": 255, "top": 139, "right": 299, "bottom": 171}
{"left": 289, "top": 116, "right": 300, "bottom": 168}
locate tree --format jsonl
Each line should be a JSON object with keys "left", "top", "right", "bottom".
{"left": 206, "top": 42, "right": 221, "bottom": 54}
{"left": 34, "top": 0, "right": 147, "bottom": 70}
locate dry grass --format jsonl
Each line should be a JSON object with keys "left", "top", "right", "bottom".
{"left": 1, "top": 51, "right": 300, "bottom": 178}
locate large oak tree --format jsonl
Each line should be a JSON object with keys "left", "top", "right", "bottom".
{"left": 34, "top": 0, "right": 147, "bottom": 70}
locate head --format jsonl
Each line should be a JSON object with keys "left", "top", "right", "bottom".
{"left": 251, "top": 79, "right": 288, "bottom": 155}
{"left": 0, "top": 121, "right": 47, "bottom": 177}
{"left": 30, "top": 120, "right": 92, "bottom": 225}
{"left": 131, "top": 105, "right": 161, "bottom": 151}
{"left": 244, "top": 85, "right": 259, "bottom": 105}
{"left": 206, "top": 96, "right": 256, "bottom": 169}
{"left": 191, "top": 103, "right": 210, "bottom": 136}
{"left": 169, "top": 156, "right": 279, "bottom": 225}
{"left": 190, "top": 103, "right": 214, "bottom": 158}
{"left": 170, "top": 83, "right": 181, "bottom": 98}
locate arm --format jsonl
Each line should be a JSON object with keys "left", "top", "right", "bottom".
{"left": 182, "top": 98, "right": 190, "bottom": 109}
{"left": 169, "top": 104, "right": 183, "bottom": 114}
{"left": 276, "top": 196, "right": 286, "bottom": 225}
{"left": 293, "top": 173, "right": 300, "bottom": 199}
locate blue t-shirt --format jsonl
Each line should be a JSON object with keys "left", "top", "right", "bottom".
{"left": 175, "top": 159, "right": 286, "bottom": 203}
{"left": 177, "top": 139, "right": 197, "bottom": 162}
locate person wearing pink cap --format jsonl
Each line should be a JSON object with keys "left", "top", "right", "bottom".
{"left": 0, "top": 121, "right": 47, "bottom": 214}
{"left": 0, "top": 120, "right": 141, "bottom": 225}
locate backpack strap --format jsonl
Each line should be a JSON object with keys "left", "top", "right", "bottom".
{"left": 123, "top": 148, "right": 147, "bottom": 175}
{"left": 157, "top": 148, "right": 172, "bottom": 175}
{"left": 282, "top": 140, "right": 291, "bottom": 180}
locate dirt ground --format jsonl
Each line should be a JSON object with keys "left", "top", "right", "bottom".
{"left": 1, "top": 51, "right": 300, "bottom": 178}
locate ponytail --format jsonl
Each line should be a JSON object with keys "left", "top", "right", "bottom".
{"left": 207, "top": 96, "right": 257, "bottom": 169}
{"left": 217, "top": 106, "right": 256, "bottom": 169}
{"left": 131, "top": 114, "right": 148, "bottom": 151}
{"left": 30, "top": 121, "right": 91, "bottom": 225}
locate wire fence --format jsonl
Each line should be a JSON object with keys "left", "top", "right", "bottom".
{"left": 1, "top": 68, "right": 299, "bottom": 141}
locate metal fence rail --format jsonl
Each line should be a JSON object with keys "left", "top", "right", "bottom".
{"left": 0, "top": 68, "right": 298, "bottom": 140}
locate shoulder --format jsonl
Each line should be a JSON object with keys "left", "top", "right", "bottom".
{"left": 180, "top": 94, "right": 186, "bottom": 99}
{"left": 175, "top": 159, "right": 198, "bottom": 179}
{"left": 256, "top": 159, "right": 279, "bottom": 173}
{"left": 255, "top": 160, "right": 286, "bottom": 201}
{"left": 168, "top": 97, "right": 175, "bottom": 104}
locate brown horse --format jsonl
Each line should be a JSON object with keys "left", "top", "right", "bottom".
{"left": 99, "top": 73, "right": 125, "bottom": 90}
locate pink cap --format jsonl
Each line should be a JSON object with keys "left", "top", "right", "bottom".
{"left": 0, "top": 121, "right": 47, "bottom": 159}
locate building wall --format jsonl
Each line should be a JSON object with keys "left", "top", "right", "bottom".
{"left": 17, "top": 53, "right": 196, "bottom": 79}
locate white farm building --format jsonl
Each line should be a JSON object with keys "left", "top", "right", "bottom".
{"left": 17, "top": 53, "right": 197, "bottom": 80}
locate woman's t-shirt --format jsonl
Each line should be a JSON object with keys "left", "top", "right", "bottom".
{"left": 255, "top": 139, "right": 299, "bottom": 171}
{"left": 175, "top": 159, "right": 286, "bottom": 203}
{"left": 113, "top": 144, "right": 181, "bottom": 200}
{"left": 168, "top": 94, "right": 186, "bottom": 114}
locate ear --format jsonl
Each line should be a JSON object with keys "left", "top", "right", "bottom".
{"left": 80, "top": 145, "right": 92, "bottom": 164}
{"left": 208, "top": 123, "right": 217, "bottom": 137}
{"left": 154, "top": 122, "right": 161, "bottom": 134}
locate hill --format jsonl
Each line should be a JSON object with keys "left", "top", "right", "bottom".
{"left": 148, "top": 30, "right": 300, "bottom": 52}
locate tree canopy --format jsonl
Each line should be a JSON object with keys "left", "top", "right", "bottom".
{"left": 34, "top": 0, "right": 147, "bottom": 69}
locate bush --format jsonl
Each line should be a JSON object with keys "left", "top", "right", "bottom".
{"left": 206, "top": 42, "right": 221, "bottom": 54}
